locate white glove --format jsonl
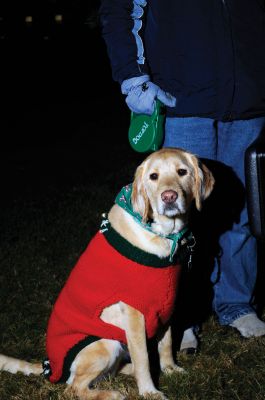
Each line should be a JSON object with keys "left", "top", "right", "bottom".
{"left": 121, "top": 75, "right": 176, "bottom": 115}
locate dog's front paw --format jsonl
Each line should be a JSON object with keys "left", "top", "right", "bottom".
{"left": 110, "top": 391, "right": 126, "bottom": 400}
{"left": 162, "top": 363, "right": 186, "bottom": 375}
{"left": 141, "top": 389, "right": 168, "bottom": 400}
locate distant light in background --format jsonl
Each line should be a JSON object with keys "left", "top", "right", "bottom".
{"left": 0, "top": 2, "right": 100, "bottom": 41}
{"left": 25, "top": 16, "right": 33, "bottom": 24}
{"left": 54, "top": 14, "right": 63, "bottom": 24}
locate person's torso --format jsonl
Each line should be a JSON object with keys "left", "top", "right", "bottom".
{"left": 144, "top": 0, "right": 265, "bottom": 120}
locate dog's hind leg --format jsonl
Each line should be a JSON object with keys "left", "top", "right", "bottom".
{"left": 158, "top": 326, "right": 184, "bottom": 374}
{"left": 67, "top": 339, "right": 125, "bottom": 400}
{"left": 119, "top": 363, "right": 133, "bottom": 375}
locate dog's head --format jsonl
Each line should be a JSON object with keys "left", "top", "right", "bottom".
{"left": 131, "top": 147, "right": 214, "bottom": 222}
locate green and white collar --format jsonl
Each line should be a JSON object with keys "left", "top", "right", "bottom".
{"left": 115, "top": 184, "right": 193, "bottom": 262}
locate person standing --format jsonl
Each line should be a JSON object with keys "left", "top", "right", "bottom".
{"left": 99, "top": 0, "right": 265, "bottom": 350}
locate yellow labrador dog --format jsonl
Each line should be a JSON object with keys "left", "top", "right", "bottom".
{"left": 0, "top": 148, "right": 214, "bottom": 400}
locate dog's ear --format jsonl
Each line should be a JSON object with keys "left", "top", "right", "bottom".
{"left": 131, "top": 163, "right": 150, "bottom": 222}
{"left": 192, "top": 156, "right": 215, "bottom": 210}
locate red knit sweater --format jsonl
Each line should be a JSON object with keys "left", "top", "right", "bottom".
{"left": 46, "top": 220, "right": 181, "bottom": 383}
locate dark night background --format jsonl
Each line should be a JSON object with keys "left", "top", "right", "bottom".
{"left": 0, "top": 0, "right": 138, "bottom": 204}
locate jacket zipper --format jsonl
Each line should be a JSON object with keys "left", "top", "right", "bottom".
{"left": 221, "top": 0, "right": 236, "bottom": 121}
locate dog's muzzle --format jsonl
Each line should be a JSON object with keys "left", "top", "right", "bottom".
{"left": 160, "top": 190, "right": 184, "bottom": 216}
{"left": 161, "top": 190, "right": 178, "bottom": 204}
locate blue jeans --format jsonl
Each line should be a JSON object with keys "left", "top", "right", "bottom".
{"left": 164, "top": 116, "right": 265, "bottom": 325}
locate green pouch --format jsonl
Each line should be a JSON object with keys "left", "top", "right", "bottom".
{"left": 128, "top": 100, "right": 165, "bottom": 153}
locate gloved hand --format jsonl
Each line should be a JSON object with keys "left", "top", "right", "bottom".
{"left": 121, "top": 75, "right": 176, "bottom": 115}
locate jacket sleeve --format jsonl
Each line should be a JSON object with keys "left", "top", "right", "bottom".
{"left": 99, "top": 0, "right": 149, "bottom": 84}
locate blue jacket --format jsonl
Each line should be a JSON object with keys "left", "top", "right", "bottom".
{"left": 100, "top": 0, "right": 265, "bottom": 121}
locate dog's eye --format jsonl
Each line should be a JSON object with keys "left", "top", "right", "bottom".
{"left": 177, "top": 169, "right": 187, "bottom": 176}
{"left": 150, "top": 173, "right": 159, "bottom": 180}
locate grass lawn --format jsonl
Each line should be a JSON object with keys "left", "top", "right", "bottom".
{"left": 1, "top": 121, "right": 265, "bottom": 400}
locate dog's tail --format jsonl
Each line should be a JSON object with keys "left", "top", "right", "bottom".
{"left": 0, "top": 354, "right": 42, "bottom": 376}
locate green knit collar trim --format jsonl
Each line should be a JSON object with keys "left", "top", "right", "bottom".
{"left": 115, "top": 184, "right": 190, "bottom": 262}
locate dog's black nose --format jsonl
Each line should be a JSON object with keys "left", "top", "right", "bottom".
{"left": 161, "top": 190, "right": 178, "bottom": 204}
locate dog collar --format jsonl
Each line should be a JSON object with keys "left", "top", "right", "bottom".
{"left": 115, "top": 184, "right": 193, "bottom": 262}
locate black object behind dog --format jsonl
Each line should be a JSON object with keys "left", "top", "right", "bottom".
{"left": 245, "top": 130, "right": 265, "bottom": 241}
